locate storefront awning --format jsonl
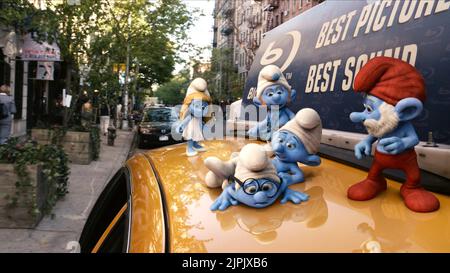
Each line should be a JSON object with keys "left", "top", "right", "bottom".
{"left": 20, "top": 33, "right": 61, "bottom": 61}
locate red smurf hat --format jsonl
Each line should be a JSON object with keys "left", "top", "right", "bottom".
{"left": 353, "top": 56, "right": 426, "bottom": 105}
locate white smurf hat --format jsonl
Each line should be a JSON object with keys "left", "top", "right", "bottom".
{"left": 204, "top": 144, "right": 280, "bottom": 189}
{"left": 256, "top": 65, "right": 291, "bottom": 102}
{"left": 186, "top": 77, "right": 211, "bottom": 98}
{"left": 234, "top": 143, "right": 280, "bottom": 185}
{"left": 279, "top": 108, "right": 322, "bottom": 154}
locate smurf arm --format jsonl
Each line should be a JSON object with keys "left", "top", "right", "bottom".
{"left": 288, "top": 164, "right": 305, "bottom": 185}
{"left": 285, "top": 107, "right": 295, "bottom": 120}
{"left": 248, "top": 116, "right": 269, "bottom": 138}
{"left": 177, "top": 115, "right": 192, "bottom": 133}
{"left": 355, "top": 135, "right": 377, "bottom": 159}
{"left": 280, "top": 188, "right": 309, "bottom": 204}
{"left": 277, "top": 164, "right": 304, "bottom": 186}
{"left": 210, "top": 185, "right": 238, "bottom": 211}
{"left": 301, "top": 154, "right": 321, "bottom": 166}
{"left": 378, "top": 123, "right": 419, "bottom": 154}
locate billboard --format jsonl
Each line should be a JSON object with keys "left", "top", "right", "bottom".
{"left": 243, "top": 0, "right": 450, "bottom": 144}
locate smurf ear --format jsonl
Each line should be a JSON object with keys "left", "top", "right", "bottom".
{"left": 290, "top": 89, "right": 297, "bottom": 102}
{"left": 395, "top": 98, "right": 423, "bottom": 121}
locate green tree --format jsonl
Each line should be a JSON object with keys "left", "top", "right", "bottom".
{"left": 154, "top": 76, "right": 190, "bottom": 106}
{"left": 87, "top": 0, "right": 194, "bottom": 110}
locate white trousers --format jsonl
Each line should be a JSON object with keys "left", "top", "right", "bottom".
{"left": 100, "top": 116, "right": 110, "bottom": 134}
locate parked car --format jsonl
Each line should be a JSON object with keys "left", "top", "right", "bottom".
{"left": 78, "top": 138, "right": 450, "bottom": 253}
{"left": 136, "top": 107, "right": 181, "bottom": 149}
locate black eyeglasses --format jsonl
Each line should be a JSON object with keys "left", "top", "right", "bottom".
{"left": 229, "top": 176, "right": 280, "bottom": 198}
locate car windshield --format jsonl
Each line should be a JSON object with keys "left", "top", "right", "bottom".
{"left": 143, "top": 108, "right": 177, "bottom": 122}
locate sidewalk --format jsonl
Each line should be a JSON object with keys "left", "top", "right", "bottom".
{"left": 0, "top": 129, "right": 135, "bottom": 253}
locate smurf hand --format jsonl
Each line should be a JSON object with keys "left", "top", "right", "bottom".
{"left": 175, "top": 123, "right": 184, "bottom": 134}
{"left": 379, "top": 136, "right": 405, "bottom": 155}
{"left": 210, "top": 188, "right": 237, "bottom": 211}
{"left": 247, "top": 126, "right": 258, "bottom": 138}
{"left": 354, "top": 140, "right": 372, "bottom": 159}
{"left": 278, "top": 172, "right": 293, "bottom": 185}
{"left": 280, "top": 188, "right": 309, "bottom": 204}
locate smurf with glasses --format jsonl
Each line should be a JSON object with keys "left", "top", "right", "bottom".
{"left": 347, "top": 56, "right": 439, "bottom": 213}
{"left": 204, "top": 143, "right": 309, "bottom": 211}
{"left": 177, "top": 78, "right": 212, "bottom": 157}
{"left": 247, "top": 65, "right": 297, "bottom": 141}
{"left": 270, "top": 108, "right": 322, "bottom": 186}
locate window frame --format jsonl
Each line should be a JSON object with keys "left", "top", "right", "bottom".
{"left": 78, "top": 167, "right": 132, "bottom": 253}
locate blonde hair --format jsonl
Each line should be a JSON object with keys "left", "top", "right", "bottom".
{"left": 0, "top": 85, "right": 10, "bottom": 95}
{"left": 179, "top": 91, "right": 212, "bottom": 122}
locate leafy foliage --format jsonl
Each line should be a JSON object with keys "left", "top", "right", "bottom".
{"left": 0, "top": 137, "right": 70, "bottom": 217}
{"left": 1, "top": 0, "right": 194, "bottom": 126}
{"left": 153, "top": 76, "right": 190, "bottom": 106}
{"left": 86, "top": 0, "right": 195, "bottom": 108}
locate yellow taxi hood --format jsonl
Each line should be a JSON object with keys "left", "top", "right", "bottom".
{"left": 143, "top": 139, "right": 450, "bottom": 253}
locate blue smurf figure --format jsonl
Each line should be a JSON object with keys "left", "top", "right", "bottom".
{"left": 204, "top": 143, "right": 309, "bottom": 211}
{"left": 247, "top": 65, "right": 297, "bottom": 141}
{"left": 346, "top": 56, "right": 439, "bottom": 213}
{"left": 177, "top": 78, "right": 212, "bottom": 157}
{"left": 270, "top": 108, "right": 322, "bottom": 186}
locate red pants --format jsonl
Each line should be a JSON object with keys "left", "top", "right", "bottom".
{"left": 348, "top": 149, "right": 440, "bottom": 213}
{"left": 368, "top": 149, "right": 420, "bottom": 187}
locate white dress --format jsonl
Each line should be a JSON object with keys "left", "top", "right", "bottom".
{"left": 182, "top": 116, "right": 204, "bottom": 141}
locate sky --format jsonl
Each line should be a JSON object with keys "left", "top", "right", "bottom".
{"left": 175, "top": 0, "right": 215, "bottom": 73}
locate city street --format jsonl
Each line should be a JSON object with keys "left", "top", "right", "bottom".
{"left": 0, "top": 130, "right": 135, "bottom": 253}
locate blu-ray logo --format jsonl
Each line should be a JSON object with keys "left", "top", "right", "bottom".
{"left": 260, "top": 31, "right": 301, "bottom": 72}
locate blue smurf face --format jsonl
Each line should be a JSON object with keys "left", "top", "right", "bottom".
{"left": 232, "top": 176, "right": 281, "bottom": 208}
{"left": 349, "top": 95, "right": 384, "bottom": 123}
{"left": 271, "top": 131, "right": 308, "bottom": 162}
{"left": 189, "top": 99, "right": 209, "bottom": 118}
{"left": 261, "top": 84, "right": 290, "bottom": 106}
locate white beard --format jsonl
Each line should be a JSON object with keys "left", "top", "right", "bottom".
{"left": 363, "top": 102, "right": 399, "bottom": 138}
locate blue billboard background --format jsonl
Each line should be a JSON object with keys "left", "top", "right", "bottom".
{"left": 242, "top": 0, "right": 450, "bottom": 144}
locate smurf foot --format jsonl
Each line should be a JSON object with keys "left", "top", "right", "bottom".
{"left": 347, "top": 177, "right": 387, "bottom": 201}
{"left": 193, "top": 141, "right": 207, "bottom": 152}
{"left": 400, "top": 185, "right": 440, "bottom": 213}
{"left": 186, "top": 140, "right": 198, "bottom": 157}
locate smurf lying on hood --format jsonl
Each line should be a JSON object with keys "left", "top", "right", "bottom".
{"left": 204, "top": 143, "right": 309, "bottom": 211}
{"left": 270, "top": 108, "right": 322, "bottom": 186}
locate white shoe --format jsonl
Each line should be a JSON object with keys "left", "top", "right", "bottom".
{"left": 194, "top": 146, "right": 207, "bottom": 152}
{"left": 186, "top": 149, "right": 198, "bottom": 157}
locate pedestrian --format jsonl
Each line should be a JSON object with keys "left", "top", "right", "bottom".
{"left": 0, "top": 84, "right": 17, "bottom": 145}
{"left": 81, "top": 99, "right": 93, "bottom": 129}
{"left": 99, "top": 103, "right": 110, "bottom": 136}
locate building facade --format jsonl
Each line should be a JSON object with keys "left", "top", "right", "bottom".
{"left": 0, "top": 0, "right": 64, "bottom": 140}
{"left": 212, "top": 0, "right": 237, "bottom": 102}
{"left": 212, "top": 0, "right": 324, "bottom": 98}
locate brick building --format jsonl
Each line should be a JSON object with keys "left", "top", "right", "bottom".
{"left": 212, "top": 0, "right": 324, "bottom": 100}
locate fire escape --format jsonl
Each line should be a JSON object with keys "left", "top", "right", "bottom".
{"left": 263, "top": 0, "right": 279, "bottom": 32}
{"left": 245, "top": 11, "right": 262, "bottom": 70}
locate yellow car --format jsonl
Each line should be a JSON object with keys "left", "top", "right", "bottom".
{"left": 79, "top": 138, "right": 450, "bottom": 253}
